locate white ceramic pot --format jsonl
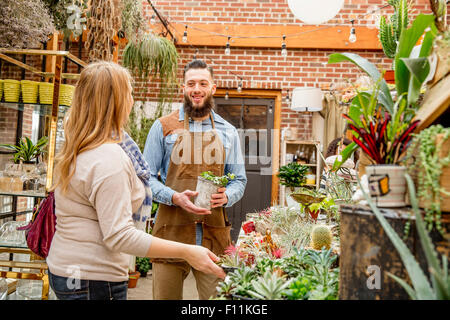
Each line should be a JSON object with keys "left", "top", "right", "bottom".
{"left": 365, "top": 165, "right": 406, "bottom": 207}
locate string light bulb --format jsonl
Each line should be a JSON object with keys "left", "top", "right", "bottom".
{"left": 237, "top": 80, "right": 242, "bottom": 93}
{"left": 182, "top": 25, "right": 188, "bottom": 43}
{"left": 349, "top": 20, "right": 357, "bottom": 43}
{"left": 281, "top": 35, "right": 287, "bottom": 58}
{"left": 285, "top": 89, "right": 290, "bottom": 104}
{"left": 150, "top": 14, "right": 156, "bottom": 25}
{"left": 225, "top": 90, "right": 229, "bottom": 100}
{"left": 225, "top": 36, "right": 231, "bottom": 56}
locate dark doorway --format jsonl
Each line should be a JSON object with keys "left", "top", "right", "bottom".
{"left": 214, "top": 97, "right": 274, "bottom": 243}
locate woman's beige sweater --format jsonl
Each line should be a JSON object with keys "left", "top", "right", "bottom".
{"left": 47, "top": 143, "right": 153, "bottom": 282}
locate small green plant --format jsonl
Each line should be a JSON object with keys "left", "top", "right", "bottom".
{"left": 200, "top": 171, "right": 235, "bottom": 187}
{"left": 135, "top": 257, "right": 151, "bottom": 274}
{"left": 246, "top": 271, "right": 291, "bottom": 300}
{"left": 277, "top": 162, "right": 309, "bottom": 191}
{"left": 0, "top": 136, "right": 48, "bottom": 163}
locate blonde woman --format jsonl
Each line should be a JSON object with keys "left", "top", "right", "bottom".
{"left": 46, "top": 61, "right": 225, "bottom": 300}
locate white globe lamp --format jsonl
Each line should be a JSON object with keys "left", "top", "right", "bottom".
{"left": 287, "top": 0, "right": 345, "bottom": 25}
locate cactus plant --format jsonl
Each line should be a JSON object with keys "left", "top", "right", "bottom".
{"left": 379, "top": 0, "right": 411, "bottom": 59}
{"left": 310, "top": 225, "right": 332, "bottom": 250}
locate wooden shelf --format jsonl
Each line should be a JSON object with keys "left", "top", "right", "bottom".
{"left": 0, "top": 191, "right": 46, "bottom": 198}
{"left": 279, "top": 139, "right": 322, "bottom": 206}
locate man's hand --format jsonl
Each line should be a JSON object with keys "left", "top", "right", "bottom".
{"left": 172, "top": 190, "right": 211, "bottom": 215}
{"left": 211, "top": 187, "right": 228, "bottom": 208}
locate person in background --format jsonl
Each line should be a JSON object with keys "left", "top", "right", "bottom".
{"left": 320, "top": 137, "right": 356, "bottom": 190}
{"left": 143, "top": 59, "right": 247, "bottom": 300}
{"left": 47, "top": 61, "right": 225, "bottom": 300}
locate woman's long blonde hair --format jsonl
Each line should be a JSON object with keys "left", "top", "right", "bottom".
{"left": 53, "top": 61, "right": 133, "bottom": 194}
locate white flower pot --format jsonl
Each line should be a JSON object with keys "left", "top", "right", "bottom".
{"left": 285, "top": 187, "right": 302, "bottom": 208}
{"left": 194, "top": 176, "right": 220, "bottom": 210}
{"left": 366, "top": 165, "right": 406, "bottom": 207}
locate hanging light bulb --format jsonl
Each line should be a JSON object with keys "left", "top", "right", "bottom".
{"left": 150, "top": 14, "right": 156, "bottom": 25}
{"left": 285, "top": 89, "right": 290, "bottom": 104}
{"left": 193, "top": 49, "right": 199, "bottom": 60}
{"left": 349, "top": 20, "right": 357, "bottom": 43}
{"left": 237, "top": 80, "right": 242, "bottom": 93}
{"left": 225, "top": 36, "right": 231, "bottom": 56}
{"left": 182, "top": 25, "right": 188, "bottom": 43}
{"left": 281, "top": 35, "right": 287, "bottom": 58}
{"left": 225, "top": 90, "right": 229, "bottom": 100}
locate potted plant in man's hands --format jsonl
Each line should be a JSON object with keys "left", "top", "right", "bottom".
{"left": 194, "top": 171, "right": 235, "bottom": 210}
{"left": 277, "top": 162, "right": 309, "bottom": 207}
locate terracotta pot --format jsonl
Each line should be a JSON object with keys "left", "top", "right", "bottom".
{"left": 128, "top": 271, "right": 140, "bottom": 288}
{"left": 383, "top": 70, "right": 395, "bottom": 84}
{"left": 366, "top": 165, "right": 406, "bottom": 208}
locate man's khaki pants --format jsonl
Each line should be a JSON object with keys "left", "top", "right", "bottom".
{"left": 152, "top": 261, "right": 221, "bottom": 300}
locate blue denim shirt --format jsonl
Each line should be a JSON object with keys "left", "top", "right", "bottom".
{"left": 143, "top": 107, "right": 247, "bottom": 210}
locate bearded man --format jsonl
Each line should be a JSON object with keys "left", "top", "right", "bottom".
{"left": 143, "top": 59, "right": 247, "bottom": 300}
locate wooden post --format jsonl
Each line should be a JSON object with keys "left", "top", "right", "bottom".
{"left": 45, "top": 32, "right": 59, "bottom": 82}
{"left": 46, "top": 54, "right": 63, "bottom": 191}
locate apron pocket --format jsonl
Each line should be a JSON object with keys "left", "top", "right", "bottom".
{"left": 202, "top": 221, "right": 232, "bottom": 257}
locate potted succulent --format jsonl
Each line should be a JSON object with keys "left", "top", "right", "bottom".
{"left": 194, "top": 171, "right": 235, "bottom": 210}
{"left": 277, "top": 162, "right": 309, "bottom": 207}
{"left": 135, "top": 257, "right": 151, "bottom": 277}
{"left": 328, "top": 14, "right": 438, "bottom": 207}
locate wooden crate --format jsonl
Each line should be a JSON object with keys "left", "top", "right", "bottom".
{"left": 339, "top": 204, "right": 449, "bottom": 300}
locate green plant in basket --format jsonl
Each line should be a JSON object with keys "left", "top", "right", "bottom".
{"left": 0, "top": 136, "right": 48, "bottom": 163}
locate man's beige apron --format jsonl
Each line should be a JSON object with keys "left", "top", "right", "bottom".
{"left": 151, "top": 111, "right": 231, "bottom": 300}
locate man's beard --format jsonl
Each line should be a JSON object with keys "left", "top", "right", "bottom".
{"left": 184, "top": 93, "right": 214, "bottom": 119}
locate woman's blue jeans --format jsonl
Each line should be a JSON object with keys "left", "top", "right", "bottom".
{"left": 48, "top": 269, "right": 128, "bottom": 300}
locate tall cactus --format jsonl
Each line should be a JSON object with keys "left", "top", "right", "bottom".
{"left": 379, "top": 0, "right": 410, "bottom": 59}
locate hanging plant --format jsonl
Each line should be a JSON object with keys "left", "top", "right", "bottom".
{"left": 0, "top": 0, "right": 55, "bottom": 49}
{"left": 121, "top": 0, "right": 146, "bottom": 44}
{"left": 42, "top": 0, "right": 88, "bottom": 40}
{"left": 123, "top": 32, "right": 179, "bottom": 83}
{"left": 85, "top": 0, "right": 122, "bottom": 61}
{"left": 123, "top": 31, "right": 179, "bottom": 133}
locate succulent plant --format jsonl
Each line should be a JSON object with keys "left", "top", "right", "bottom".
{"left": 246, "top": 271, "right": 291, "bottom": 300}
{"left": 379, "top": 0, "right": 410, "bottom": 59}
{"left": 310, "top": 225, "right": 332, "bottom": 250}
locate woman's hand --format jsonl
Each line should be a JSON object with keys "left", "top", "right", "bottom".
{"left": 184, "top": 245, "right": 226, "bottom": 279}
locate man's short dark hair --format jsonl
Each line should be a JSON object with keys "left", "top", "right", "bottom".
{"left": 183, "top": 59, "right": 214, "bottom": 80}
